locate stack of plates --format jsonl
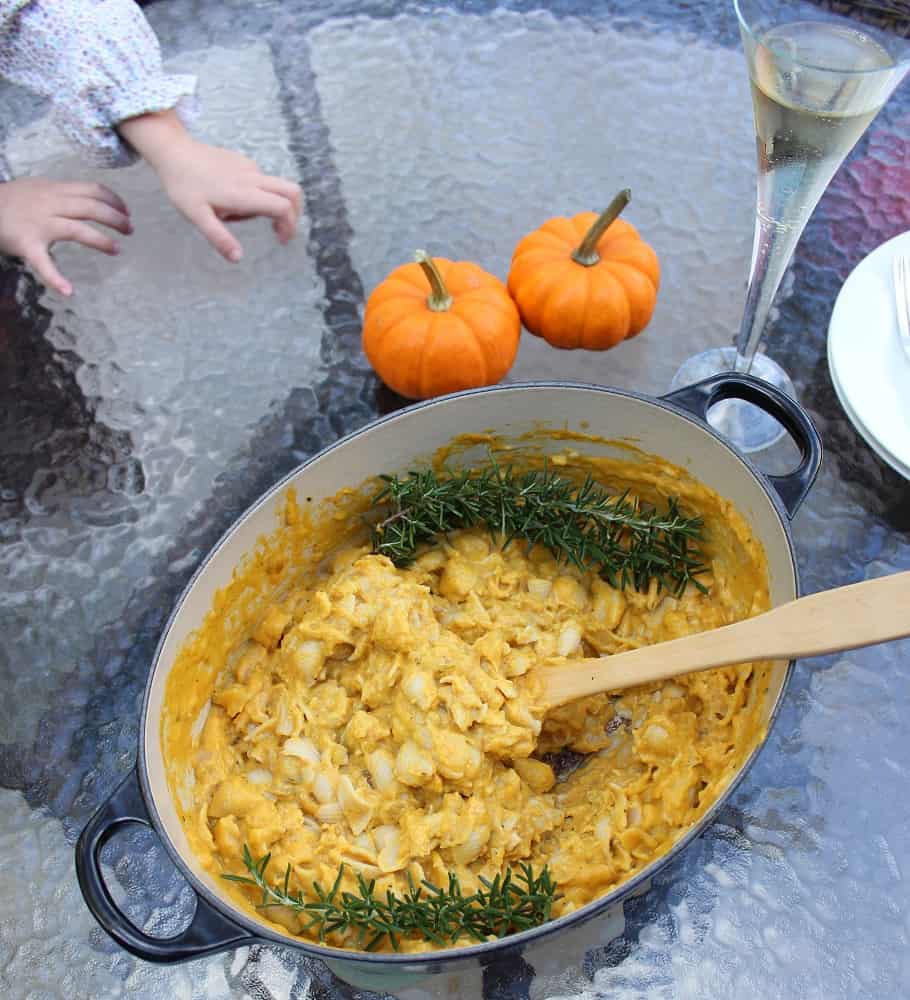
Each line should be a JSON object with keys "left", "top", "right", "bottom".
{"left": 827, "top": 230, "right": 910, "bottom": 481}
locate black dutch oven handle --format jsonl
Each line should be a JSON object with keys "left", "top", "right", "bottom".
{"left": 661, "top": 372, "right": 822, "bottom": 519}
{"left": 75, "top": 768, "right": 256, "bottom": 963}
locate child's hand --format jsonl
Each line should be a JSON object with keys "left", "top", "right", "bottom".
{"left": 0, "top": 178, "right": 131, "bottom": 296}
{"left": 153, "top": 140, "right": 302, "bottom": 261}
{"left": 119, "top": 111, "right": 302, "bottom": 262}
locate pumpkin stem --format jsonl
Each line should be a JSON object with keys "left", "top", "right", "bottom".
{"left": 414, "top": 250, "right": 453, "bottom": 312}
{"left": 571, "top": 189, "right": 632, "bottom": 267}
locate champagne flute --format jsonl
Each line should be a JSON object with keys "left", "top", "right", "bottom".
{"left": 671, "top": 0, "right": 910, "bottom": 452}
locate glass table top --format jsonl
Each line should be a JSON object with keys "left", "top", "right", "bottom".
{"left": 1, "top": 1, "right": 908, "bottom": 997}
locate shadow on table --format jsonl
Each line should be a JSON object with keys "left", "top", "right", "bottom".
{"left": 802, "top": 353, "right": 910, "bottom": 534}
{"left": 0, "top": 259, "right": 145, "bottom": 528}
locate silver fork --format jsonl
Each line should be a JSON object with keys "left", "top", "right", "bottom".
{"left": 894, "top": 253, "right": 910, "bottom": 364}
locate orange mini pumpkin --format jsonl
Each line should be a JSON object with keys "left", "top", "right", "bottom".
{"left": 507, "top": 190, "right": 660, "bottom": 350}
{"left": 363, "top": 251, "right": 520, "bottom": 400}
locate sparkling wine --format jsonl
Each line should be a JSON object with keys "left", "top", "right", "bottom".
{"left": 750, "top": 21, "right": 895, "bottom": 233}
{"left": 731, "top": 19, "right": 898, "bottom": 389}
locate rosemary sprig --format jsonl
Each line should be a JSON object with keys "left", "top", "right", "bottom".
{"left": 222, "top": 844, "right": 560, "bottom": 951}
{"left": 369, "top": 462, "right": 708, "bottom": 596}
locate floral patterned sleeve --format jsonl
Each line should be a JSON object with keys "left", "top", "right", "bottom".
{"left": 0, "top": 0, "right": 196, "bottom": 168}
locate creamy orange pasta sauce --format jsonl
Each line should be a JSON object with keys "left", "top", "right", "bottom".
{"left": 162, "top": 445, "right": 772, "bottom": 953}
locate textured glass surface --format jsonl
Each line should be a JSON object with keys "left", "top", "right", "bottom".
{"left": 0, "top": 1, "right": 908, "bottom": 998}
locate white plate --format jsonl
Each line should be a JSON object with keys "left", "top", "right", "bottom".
{"left": 827, "top": 230, "right": 910, "bottom": 481}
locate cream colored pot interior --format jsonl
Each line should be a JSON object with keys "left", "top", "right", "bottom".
{"left": 143, "top": 384, "right": 796, "bottom": 947}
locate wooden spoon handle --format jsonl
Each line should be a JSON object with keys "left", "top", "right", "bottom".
{"left": 540, "top": 571, "right": 910, "bottom": 709}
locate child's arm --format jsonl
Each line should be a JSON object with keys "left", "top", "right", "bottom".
{"left": 0, "top": 0, "right": 196, "bottom": 169}
{"left": 118, "top": 110, "right": 301, "bottom": 262}
{"left": 0, "top": 0, "right": 301, "bottom": 266}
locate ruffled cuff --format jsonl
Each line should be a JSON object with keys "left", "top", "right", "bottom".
{"left": 56, "top": 71, "right": 198, "bottom": 168}
{"left": 1, "top": 0, "right": 198, "bottom": 168}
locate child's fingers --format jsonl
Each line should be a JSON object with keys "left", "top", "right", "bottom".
{"left": 258, "top": 176, "right": 302, "bottom": 220}
{"left": 25, "top": 243, "right": 73, "bottom": 297}
{"left": 65, "top": 182, "right": 130, "bottom": 217}
{"left": 239, "top": 187, "right": 299, "bottom": 244}
{"left": 271, "top": 213, "right": 297, "bottom": 245}
{"left": 191, "top": 205, "right": 243, "bottom": 262}
{"left": 223, "top": 189, "right": 295, "bottom": 224}
{"left": 52, "top": 219, "right": 121, "bottom": 255}
{"left": 60, "top": 198, "right": 133, "bottom": 235}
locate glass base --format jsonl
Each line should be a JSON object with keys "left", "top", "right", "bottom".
{"left": 670, "top": 347, "right": 797, "bottom": 453}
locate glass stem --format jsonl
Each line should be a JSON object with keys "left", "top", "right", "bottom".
{"left": 733, "top": 210, "right": 798, "bottom": 374}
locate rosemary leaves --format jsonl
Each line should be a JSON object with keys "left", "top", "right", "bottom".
{"left": 370, "top": 462, "right": 707, "bottom": 595}
{"left": 222, "top": 845, "right": 560, "bottom": 951}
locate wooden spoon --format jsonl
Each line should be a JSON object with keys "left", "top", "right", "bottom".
{"left": 538, "top": 571, "right": 910, "bottom": 710}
